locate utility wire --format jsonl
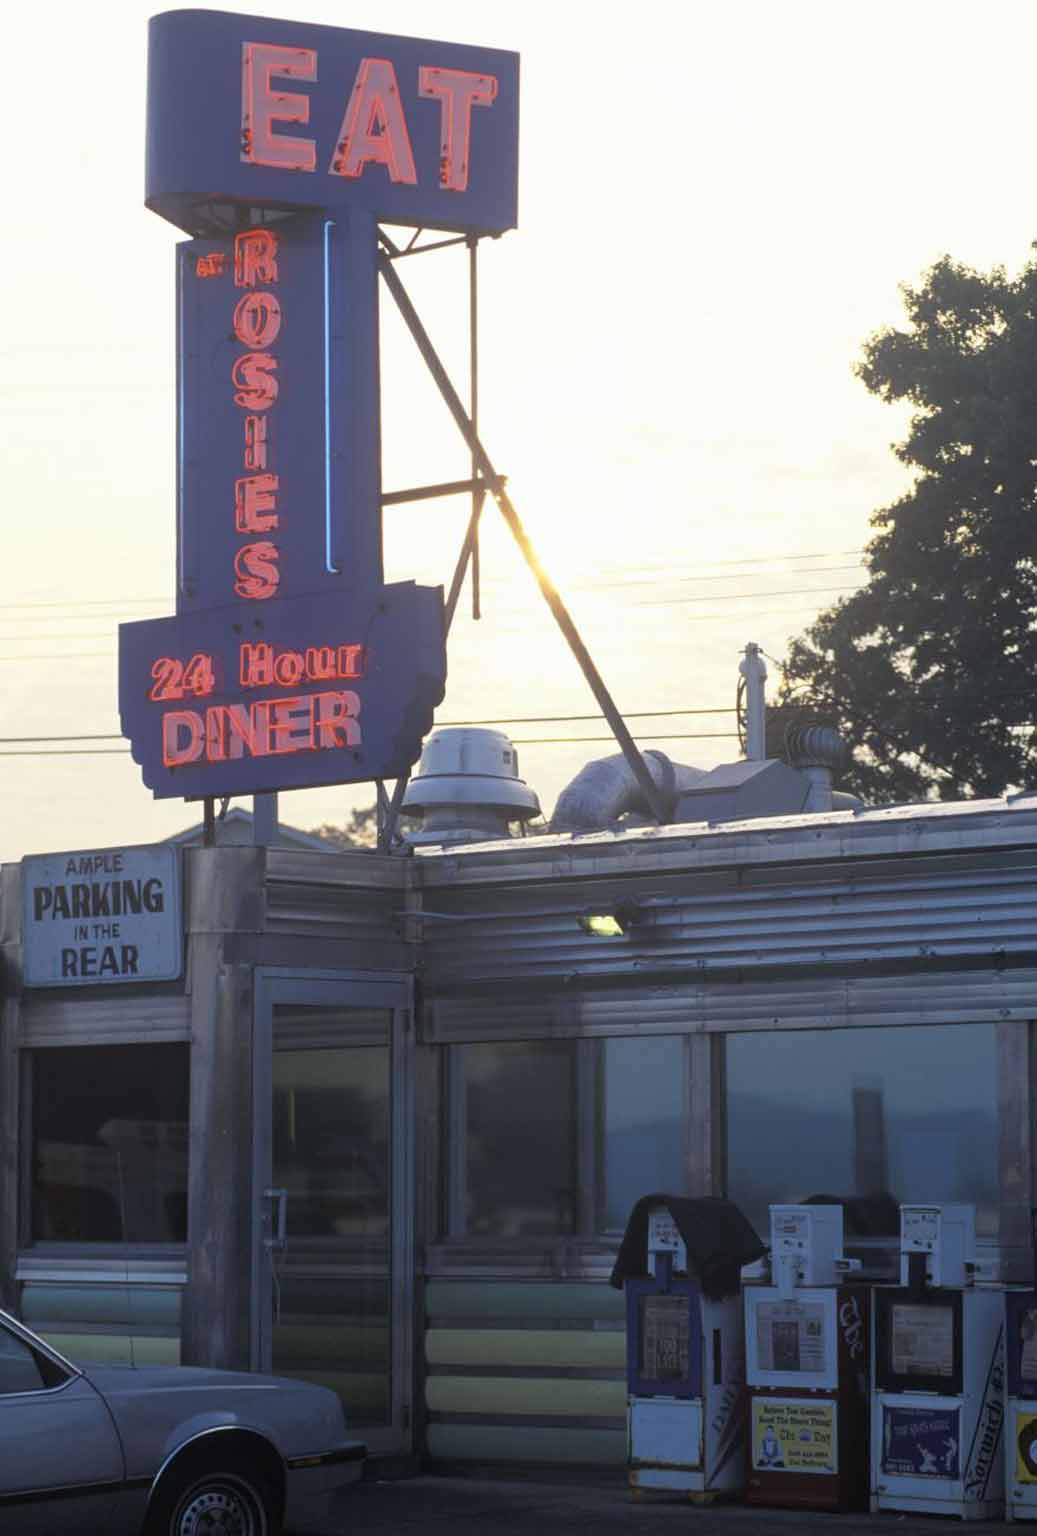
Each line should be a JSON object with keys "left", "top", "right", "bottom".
{"left": 0, "top": 732, "right": 745, "bottom": 759}
{"left": 0, "top": 706, "right": 741, "bottom": 746}
{"left": 636, "top": 583, "right": 860, "bottom": 608}
{"left": 0, "top": 586, "right": 864, "bottom": 651}
{"left": 0, "top": 550, "right": 866, "bottom": 614}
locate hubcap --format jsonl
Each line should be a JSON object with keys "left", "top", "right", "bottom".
{"left": 175, "top": 1480, "right": 258, "bottom": 1536}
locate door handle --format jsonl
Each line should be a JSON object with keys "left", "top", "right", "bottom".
{"left": 264, "top": 1187, "right": 288, "bottom": 1251}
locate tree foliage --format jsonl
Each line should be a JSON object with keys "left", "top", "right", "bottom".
{"left": 308, "top": 804, "right": 378, "bottom": 849}
{"left": 779, "top": 251, "right": 1037, "bottom": 802}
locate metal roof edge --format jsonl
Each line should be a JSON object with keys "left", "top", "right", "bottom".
{"left": 416, "top": 794, "right": 1037, "bottom": 884}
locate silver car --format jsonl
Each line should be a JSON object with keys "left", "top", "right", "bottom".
{"left": 0, "top": 1306, "right": 364, "bottom": 1534}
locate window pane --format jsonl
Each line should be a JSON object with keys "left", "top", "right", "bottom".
{"left": 462, "top": 1041, "right": 577, "bottom": 1237}
{"left": 603, "top": 1036, "right": 685, "bottom": 1230}
{"left": 31, "top": 1044, "right": 189, "bottom": 1243}
{"left": 0, "top": 1324, "right": 47, "bottom": 1394}
{"left": 726, "top": 1023, "right": 998, "bottom": 1237}
{"left": 273, "top": 1045, "right": 389, "bottom": 1241}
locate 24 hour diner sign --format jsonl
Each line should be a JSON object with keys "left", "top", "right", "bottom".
{"left": 22, "top": 847, "right": 183, "bottom": 987}
{"left": 118, "top": 10, "right": 517, "bottom": 799}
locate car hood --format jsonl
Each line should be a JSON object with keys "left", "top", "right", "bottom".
{"left": 83, "top": 1363, "right": 293, "bottom": 1395}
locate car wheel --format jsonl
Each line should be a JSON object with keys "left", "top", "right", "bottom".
{"left": 147, "top": 1454, "right": 279, "bottom": 1536}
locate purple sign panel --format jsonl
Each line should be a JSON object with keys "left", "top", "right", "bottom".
{"left": 146, "top": 9, "right": 519, "bottom": 236}
{"left": 882, "top": 1405, "right": 960, "bottom": 1479}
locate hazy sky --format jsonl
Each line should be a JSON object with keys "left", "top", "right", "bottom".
{"left": 3, "top": 0, "right": 1035, "bottom": 862}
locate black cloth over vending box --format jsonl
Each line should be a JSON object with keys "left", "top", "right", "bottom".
{"left": 609, "top": 1194, "right": 765, "bottom": 1300}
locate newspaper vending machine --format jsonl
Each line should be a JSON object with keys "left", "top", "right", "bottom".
{"left": 871, "top": 1204, "right": 1004, "bottom": 1521}
{"left": 745, "top": 1203, "right": 870, "bottom": 1511}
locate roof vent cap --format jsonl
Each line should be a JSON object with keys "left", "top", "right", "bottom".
{"left": 401, "top": 727, "right": 540, "bottom": 846}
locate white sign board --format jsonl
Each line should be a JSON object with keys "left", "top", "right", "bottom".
{"left": 22, "top": 845, "right": 182, "bottom": 986}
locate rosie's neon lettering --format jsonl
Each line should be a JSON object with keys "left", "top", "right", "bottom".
{"left": 229, "top": 229, "right": 282, "bottom": 599}
{"left": 234, "top": 228, "right": 279, "bottom": 288}
{"left": 244, "top": 416, "right": 268, "bottom": 471}
{"left": 241, "top": 42, "right": 317, "bottom": 171}
{"left": 330, "top": 58, "right": 417, "bottom": 183}
{"left": 234, "top": 474, "right": 279, "bottom": 534}
{"left": 418, "top": 66, "right": 498, "bottom": 191}
{"left": 231, "top": 352, "right": 278, "bottom": 411}
{"left": 234, "top": 540, "right": 279, "bottom": 600}
{"left": 233, "top": 291, "right": 282, "bottom": 348}
{"left": 195, "top": 252, "right": 226, "bottom": 278}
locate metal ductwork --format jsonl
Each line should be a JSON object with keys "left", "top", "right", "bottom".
{"left": 401, "top": 728, "right": 540, "bottom": 846}
{"left": 550, "top": 751, "right": 709, "bottom": 834}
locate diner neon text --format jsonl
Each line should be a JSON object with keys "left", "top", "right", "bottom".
{"left": 162, "top": 689, "right": 362, "bottom": 767}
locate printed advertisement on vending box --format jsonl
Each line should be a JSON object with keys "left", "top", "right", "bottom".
{"left": 1016, "top": 1411, "right": 1037, "bottom": 1482}
{"left": 751, "top": 1397, "right": 836, "bottom": 1474}
{"left": 882, "top": 1405, "right": 960, "bottom": 1478}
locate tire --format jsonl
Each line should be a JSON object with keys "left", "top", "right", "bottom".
{"left": 145, "top": 1451, "right": 280, "bottom": 1536}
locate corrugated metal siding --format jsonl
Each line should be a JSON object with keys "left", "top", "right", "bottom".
{"left": 424, "top": 1280, "right": 626, "bottom": 1467}
{"left": 261, "top": 848, "right": 413, "bottom": 970}
{"left": 264, "top": 849, "right": 405, "bottom": 937}
{"left": 20, "top": 992, "right": 191, "bottom": 1046}
{"left": 427, "top": 966, "right": 1037, "bottom": 1040}
{"left": 421, "top": 858, "right": 1037, "bottom": 995}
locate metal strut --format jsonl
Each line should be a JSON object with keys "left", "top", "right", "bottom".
{"left": 377, "top": 247, "right": 670, "bottom": 827}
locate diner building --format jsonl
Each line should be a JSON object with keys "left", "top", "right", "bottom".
{"left": 0, "top": 730, "right": 1032, "bottom": 1471}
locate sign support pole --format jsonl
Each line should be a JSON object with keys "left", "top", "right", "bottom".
{"left": 469, "top": 234, "right": 484, "bottom": 622}
{"left": 378, "top": 248, "right": 670, "bottom": 827}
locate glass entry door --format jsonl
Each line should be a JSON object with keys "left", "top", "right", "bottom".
{"left": 252, "top": 972, "right": 412, "bottom": 1455}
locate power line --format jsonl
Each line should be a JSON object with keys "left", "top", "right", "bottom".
{"left": 0, "top": 598, "right": 168, "bottom": 613}
{"left": 0, "top": 732, "right": 744, "bottom": 760}
{"left": 0, "top": 706, "right": 740, "bottom": 747}
{"left": 0, "top": 551, "right": 866, "bottom": 615}
{"left": 571, "top": 562, "right": 866, "bottom": 591}
{"left": 636, "top": 583, "right": 860, "bottom": 608}
{"left": 0, "top": 587, "right": 858, "bottom": 658}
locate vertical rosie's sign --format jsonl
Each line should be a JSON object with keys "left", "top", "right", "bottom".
{"left": 22, "top": 847, "right": 183, "bottom": 987}
{"left": 119, "top": 12, "right": 519, "bottom": 800}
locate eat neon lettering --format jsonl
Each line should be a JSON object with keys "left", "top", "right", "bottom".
{"left": 162, "top": 689, "right": 362, "bottom": 767}
{"left": 241, "top": 43, "right": 499, "bottom": 194}
{"left": 232, "top": 228, "right": 282, "bottom": 600}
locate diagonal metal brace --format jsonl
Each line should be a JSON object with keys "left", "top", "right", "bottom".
{"left": 377, "top": 250, "right": 670, "bottom": 826}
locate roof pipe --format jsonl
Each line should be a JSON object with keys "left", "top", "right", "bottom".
{"left": 739, "top": 643, "right": 767, "bottom": 761}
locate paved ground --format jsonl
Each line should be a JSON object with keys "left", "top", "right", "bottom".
{"left": 317, "top": 1474, "right": 1016, "bottom": 1535}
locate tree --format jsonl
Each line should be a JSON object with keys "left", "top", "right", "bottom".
{"left": 779, "top": 251, "right": 1037, "bottom": 803}
{"left": 309, "top": 804, "right": 378, "bottom": 850}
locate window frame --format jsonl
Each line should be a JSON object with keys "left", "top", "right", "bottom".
{"left": 721, "top": 1018, "right": 1008, "bottom": 1254}
{"left": 19, "top": 1040, "right": 191, "bottom": 1256}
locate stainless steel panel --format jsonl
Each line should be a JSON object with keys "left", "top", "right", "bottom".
{"left": 181, "top": 934, "right": 254, "bottom": 1371}
{"left": 418, "top": 798, "right": 1037, "bottom": 887}
{"left": 19, "top": 992, "right": 190, "bottom": 1046}
{"left": 426, "top": 968, "right": 1037, "bottom": 1041}
{"left": 998, "top": 1018, "right": 1032, "bottom": 1281}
